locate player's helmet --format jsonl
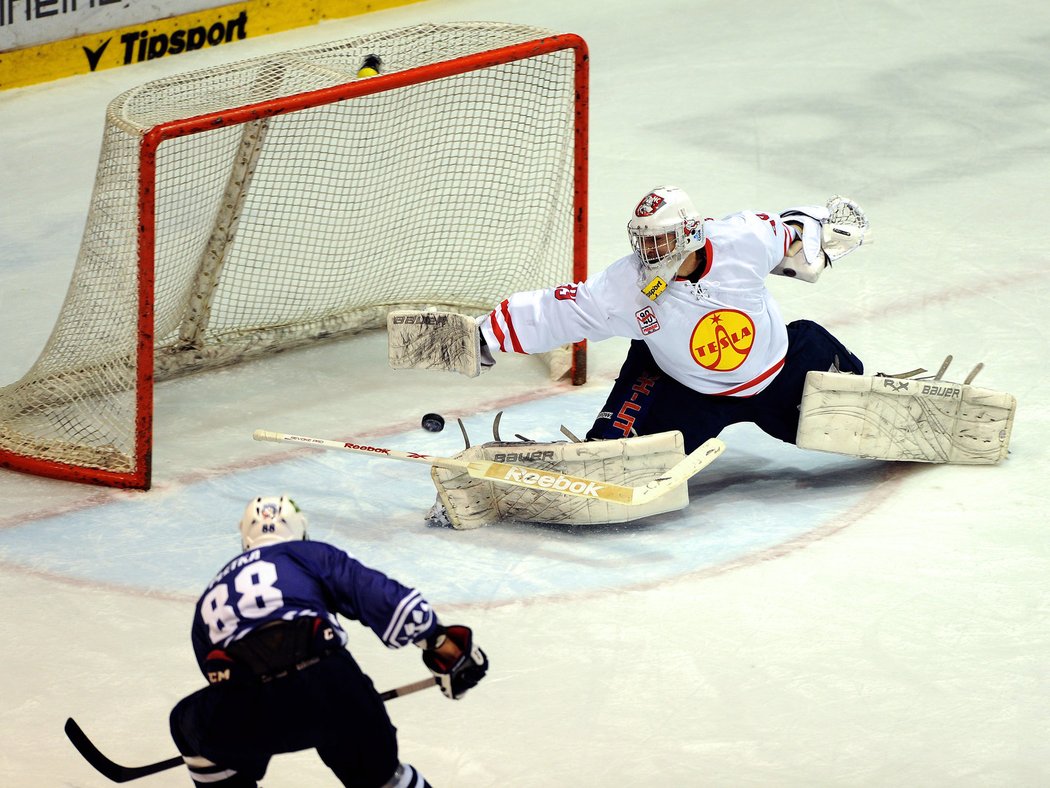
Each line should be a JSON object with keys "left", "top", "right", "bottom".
{"left": 627, "top": 186, "right": 705, "bottom": 273}
{"left": 239, "top": 496, "right": 308, "bottom": 551}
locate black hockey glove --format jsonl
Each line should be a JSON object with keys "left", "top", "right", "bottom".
{"left": 421, "top": 625, "right": 488, "bottom": 699}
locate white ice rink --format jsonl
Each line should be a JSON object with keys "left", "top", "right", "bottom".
{"left": 2, "top": 1, "right": 1049, "bottom": 786}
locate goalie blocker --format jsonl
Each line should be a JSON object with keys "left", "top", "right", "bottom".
{"left": 797, "top": 371, "right": 1015, "bottom": 464}
{"left": 388, "top": 311, "right": 484, "bottom": 377}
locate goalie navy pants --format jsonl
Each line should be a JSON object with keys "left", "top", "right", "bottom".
{"left": 169, "top": 650, "right": 400, "bottom": 788}
{"left": 586, "top": 319, "right": 863, "bottom": 452}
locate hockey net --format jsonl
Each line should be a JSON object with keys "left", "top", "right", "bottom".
{"left": 0, "top": 22, "right": 589, "bottom": 489}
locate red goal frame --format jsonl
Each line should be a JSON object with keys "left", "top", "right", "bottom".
{"left": 0, "top": 34, "right": 589, "bottom": 490}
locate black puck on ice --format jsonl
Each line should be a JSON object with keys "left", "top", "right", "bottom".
{"left": 421, "top": 413, "right": 445, "bottom": 432}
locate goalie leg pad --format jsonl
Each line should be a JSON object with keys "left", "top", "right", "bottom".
{"left": 796, "top": 371, "right": 1015, "bottom": 464}
{"left": 431, "top": 431, "right": 691, "bottom": 529}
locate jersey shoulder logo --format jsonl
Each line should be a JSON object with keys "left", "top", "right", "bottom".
{"left": 553, "top": 284, "right": 578, "bottom": 301}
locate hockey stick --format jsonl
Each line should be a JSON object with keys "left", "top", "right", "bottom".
{"left": 377, "top": 676, "right": 439, "bottom": 699}
{"left": 253, "top": 429, "right": 725, "bottom": 506}
{"left": 64, "top": 677, "right": 438, "bottom": 783}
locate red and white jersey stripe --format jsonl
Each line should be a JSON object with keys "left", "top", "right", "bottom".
{"left": 479, "top": 210, "right": 800, "bottom": 397}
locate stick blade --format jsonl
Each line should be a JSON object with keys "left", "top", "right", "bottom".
{"left": 65, "top": 717, "right": 183, "bottom": 782}
{"left": 632, "top": 437, "right": 726, "bottom": 503}
{"left": 668, "top": 437, "right": 725, "bottom": 483}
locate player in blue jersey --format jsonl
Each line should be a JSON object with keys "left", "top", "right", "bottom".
{"left": 169, "top": 496, "right": 488, "bottom": 788}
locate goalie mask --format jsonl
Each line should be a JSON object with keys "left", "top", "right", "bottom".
{"left": 239, "top": 495, "right": 308, "bottom": 551}
{"left": 627, "top": 186, "right": 705, "bottom": 300}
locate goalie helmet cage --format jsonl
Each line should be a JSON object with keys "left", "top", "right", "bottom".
{"left": 0, "top": 22, "right": 589, "bottom": 490}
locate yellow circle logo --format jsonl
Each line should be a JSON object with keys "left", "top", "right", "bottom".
{"left": 690, "top": 310, "right": 755, "bottom": 371}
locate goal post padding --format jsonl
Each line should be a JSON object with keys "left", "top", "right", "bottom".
{"left": 0, "top": 22, "right": 589, "bottom": 489}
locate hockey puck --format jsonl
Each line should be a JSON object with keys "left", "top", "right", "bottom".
{"left": 421, "top": 413, "right": 445, "bottom": 432}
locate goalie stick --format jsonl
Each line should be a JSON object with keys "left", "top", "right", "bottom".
{"left": 65, "top": 677, "right": 437, "bottom": 783}
{"left": 253, "top": 429, "right": 726, "bottom": 506}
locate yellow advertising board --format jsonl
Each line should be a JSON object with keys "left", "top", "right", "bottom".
{"left": 0, "top": 0, "right": 422, "bottom": 90}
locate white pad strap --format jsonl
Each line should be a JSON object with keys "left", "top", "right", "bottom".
{"left": 432, "top": 431, "right": 691, "bottom": 529}
{"left": 387, "top": 310, "right": 482, "bottom": 377}
{"left": 796, "top": 371, "right": 1015, "bottom": 464}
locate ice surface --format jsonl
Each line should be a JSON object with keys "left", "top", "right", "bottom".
{"left": 1, "top": 1, "right": 1048, "bottom": 785}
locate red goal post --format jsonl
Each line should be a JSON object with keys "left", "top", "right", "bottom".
{"left": 0, "top": 23, "right": 589, "bottom": 490}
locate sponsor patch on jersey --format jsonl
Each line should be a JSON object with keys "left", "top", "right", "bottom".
{"left": 635, "top": 192, "right": 665, "bottom": 217}
{"left": 635, "top": 306, "right": 660, "bottom": 335}
{"left": 641, "top": 276, "right": 667, "bottom": 301}
{"left": 690, "top": 310, "right": 755, "bottom": 371}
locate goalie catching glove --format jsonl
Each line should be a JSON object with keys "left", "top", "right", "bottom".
{"left": 773, "top": 195, "right": 871, "bottom": 282}
{"left": 419, "top": 625, "right": 488, "bottom": 699}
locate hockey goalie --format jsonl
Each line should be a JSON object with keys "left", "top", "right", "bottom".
{"left": 390, "top": 187, "right": 1015, "bottom": 528}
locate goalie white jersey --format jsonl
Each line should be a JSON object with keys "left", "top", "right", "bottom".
{"left": 479, "top": 211, "right": 800, "bottom": 397}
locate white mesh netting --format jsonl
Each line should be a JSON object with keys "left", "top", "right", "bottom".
{"left": 0, "top": 22, "right": 585, "bottom": 484}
